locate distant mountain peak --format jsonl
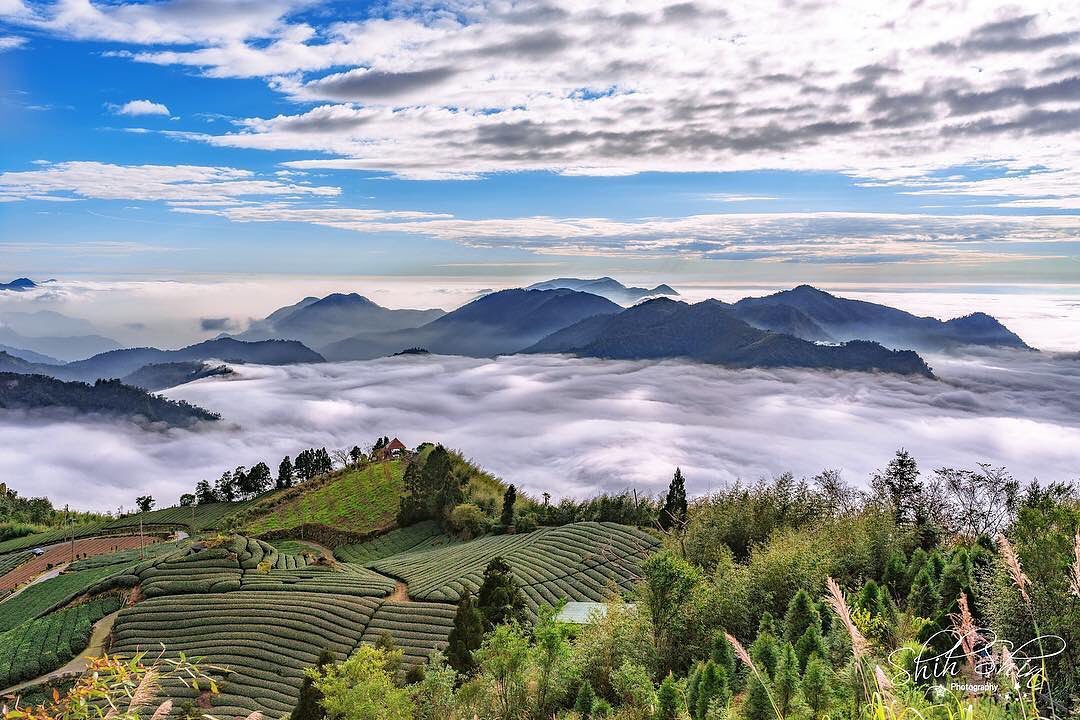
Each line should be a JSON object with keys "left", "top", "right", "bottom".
{"left": 313, "top": 292, "right": 378, "bottom": 307}
{"left": 525, "top": 277, "right": 679, "bottom": 305}
{"left": 0, "top": 278, "right": 37, "bottom": 292}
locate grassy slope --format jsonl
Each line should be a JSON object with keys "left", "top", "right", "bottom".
{"left": 242, "top": 460, "right": 406, "bottom": 536}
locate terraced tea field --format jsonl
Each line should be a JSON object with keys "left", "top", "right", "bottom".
{"left": 360, "top": 601, "right": 456, "bottom": 666}
{"left": 0, "top": 565, "right": 126, "bottom": 633}
{"left": 1, "top": 520, "right": 659, "bottom": 718}
{"left": 334, "top": 521, "right": 458, "bottom": 564}
{"left": 0, "top": 595, "right": 122, "bottom": 689}
{"left": 0, "top": 502, "right": 248, "bottom": 557}
{"left": 110, "top": 591, "right": 384, "bottom": 719}
{"left": 101, "top": 502, "right": 252, "bottom": 532}
{"left": 371, "top": 522, "right": 660, "bottom": 616}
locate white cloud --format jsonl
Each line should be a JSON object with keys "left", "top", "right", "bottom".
{"left": 182, "top": 205, "right": 1080, "bottom": 263}
{"left": 0, "top": 34, "right": 26, "bottom": 51}
{"left": 112, "top": 99, "right": 171, "bottom": 117}
{"left": 6, "top": 1, "right": 1080, "bottom": 203}
{"left": 2, "top": 349, "right": 1079, "bottom": 511}
{"left": 3, "top": 159, "right": 1077, "bottom": 263}
{"left": 0, "top": 161, "right": 340, "bottom": 203}
{"left": 2, "top": 0, "right": 311, "bottom": 45}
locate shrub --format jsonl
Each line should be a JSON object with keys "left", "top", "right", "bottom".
{"left": 448, "top": 503, "right": 488, "bottom": 540}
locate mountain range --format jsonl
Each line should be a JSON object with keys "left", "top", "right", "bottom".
{"left": 525, "top": 277, "right": 679, "bottom": 305}
{"left": 236, "top": 292, "right": 446, "bottom": 348}
{"left": 728, "top": 285, "right": 1029, "bottom": 351}
{"left": 0, "top": 279, "right": 1033, "bottom": 387}
{"left": 322, "top": 288, "right": 621, "bottom": 360}
{"left": 525, "top": 297, "right": 934, "bottom": 376}
{"left": 0, "top": 338, "right": 323, "bottom": 385}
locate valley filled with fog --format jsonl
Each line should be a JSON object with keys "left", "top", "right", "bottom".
{"left": 3, "top": 346, "right": 1077, "bottom": 512}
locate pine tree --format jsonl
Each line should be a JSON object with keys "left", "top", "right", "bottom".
{"left": 655, "top": 674, "right": 683, "bottom": 720}
{"left": 794, "top": 625, "right": 828, "bottom": 672}
{"left": 937, "top": 547, "right": 974, "bottom": 614}
{"left": 686, "top": 662, "right": 703, "bottom": 715}
{"left": 710, "top": 633, "right": 737, "bottom": 683}
{"left": 874, "top": 448, "right": 922, "bottom": 526}
{"left": 574, "top": 680, "right": 596, "bottom": 719}
{"left": 908, "top": 566, "right": 942, "bottom": 618}
{"left": 906, "top": 547, "right": 929, "bottom": 586}
{"left": 783, "top": 589, "right": 821, "bottom": 644}
{"left": 501, "top": 484, "right": 516, "bottom": 527}
{"left": 659, "top": 467, "right": 688, "bottom": 530}
{"left": 773, "top": 643, "right": 801, "bottom": 716}
{"left": 695, "top": 661, "right": 729, "bottom": 720}
{"left": 290, "top": 649, "right": 334, "bottom": 720}
{"left": 882, "top": 551, "right": 909, "bottom": 601}
{"left": 397, "top": 459, "right": 426, "bottom": 525}
{"left": 742, "top": 674, "right": 774, "bottom": 720}
{"left": 750, "top": 630, "right": 781, "bottom": 679}
{"left": 277, "top": 456, "right": 293, "bottom": 489}
{"left": 757, "top": 610, "right": 778, "bottom": 637}
{"left": 802, "top": 656, "right": 831, "bottom": 719}
{"left": 446, "top": 594, "right": 484, "bottom": 674}
{"left": 925, "top": 550, "right": 946, "bottom": 582}
{"left": 476, "top": 557, "right": 526, "bottom": 629}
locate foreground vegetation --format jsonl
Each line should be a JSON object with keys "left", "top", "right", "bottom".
{"left": 0, "top": 442, "right": 1076, "bottom": 720}
{"left": 283, "top": 450, "right": 1080, "bottom": 720}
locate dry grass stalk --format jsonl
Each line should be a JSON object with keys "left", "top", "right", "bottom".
{"left": 824, "top": 577, "right": 869, "bottom": 659}
{"left": 996, "top": 534, "right": 1030, "bottom": 603}
{"left": 949, "top": 592, "right": 980, "bottom": 671}
{"left": 149, "top": 700, "right": 173, "bottom": 720}
{"left": 1069, "top": 532, "right": 1080, "bottom": 598}
{"left": 873, "top": 665, "right": 896, "bottom": 704}
{"left": 724, "top": 632, "right": 784, "bottom": 720}
{"left": 127, "top": 668, "right": 160, "bottom": 711}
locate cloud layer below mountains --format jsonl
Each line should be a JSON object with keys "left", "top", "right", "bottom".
{"left": 4, "top": 350, "right": 1078, "bottom": 511}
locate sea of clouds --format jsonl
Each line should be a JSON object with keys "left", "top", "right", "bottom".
{"left": 3, "top": 349, "right": 1079, "bottom": 512}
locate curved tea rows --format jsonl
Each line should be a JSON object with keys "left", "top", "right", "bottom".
{"left": 110, "top": 591, "right": 382, "bottom": 718}
{"left": 360, "top": 601, "right": 456, "bottom": 666}
{"left": 371, "top": 522, "right": 660, "bottom": 616}
{"left": 334, "top": 521, "right": 457, "bottom": 564}
{"left": 0, "top": 595, "right": 123, "bottom": 689}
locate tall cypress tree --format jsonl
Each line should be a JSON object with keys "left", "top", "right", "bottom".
{"left": 655, "top": 674, "right": 683, "bottom": 720}
{"left": 694, "top": 661, "right": 729, "bottom": 720}
{"left": 501, "top": 484, "right": 516, "bottom": 527}
{"left": 446, "top": 593, "right": 484, "bottom": 674}
{"left": 476, "top": 556, "right": 526, "bottom": 629}
{"left": 773, "top": 644, "right": 801, "bottom": 716}
{"left": 659, "top": 467, "right": 688, "bottom": 530}
{"left": 783, "top": 589, "right": 822, "bottom": 644}
{"left": 574, "top": 680, "right": 596, "bottom": 719}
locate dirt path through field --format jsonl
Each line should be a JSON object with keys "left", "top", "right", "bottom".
{"left": 389, "top": 580, "right": 409, "bottom": 602}
{"left": 0, "top": 610, "right": 120, "bottom": 698}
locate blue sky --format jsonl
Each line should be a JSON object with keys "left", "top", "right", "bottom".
{"left": 1, "top": 0, "right": 1079, "bottom": 281}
